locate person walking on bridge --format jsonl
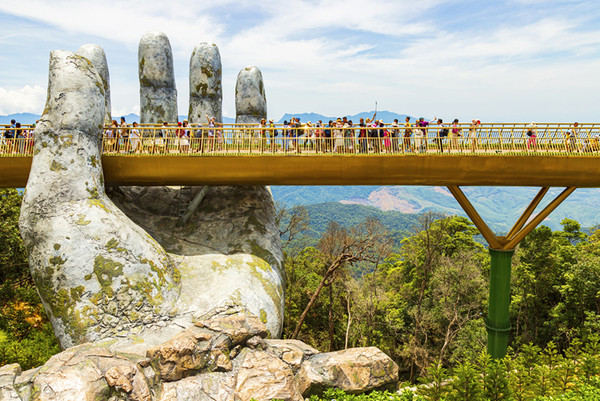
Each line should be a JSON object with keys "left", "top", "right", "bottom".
{"left": 433, "top": 118, "right": 448, "bottom": 153}
{"left": 450, "top": 119, "right": 461, "bottom": 152}
{"left": 526, "top": 122, "right": 537, "bottom": 152}
{"left": 403, "top": 116, "right": 413, "bottom": 153}
{"left": 269, "top": 118, "right": 278, "bottom": 152}
{"left": 566, "top": 122, "right": 580, "bottom": 152}
{"left": 130, "top": 122, "right": 141, "bottom": 153}
{"left": 415, "top": 117, "right": 429, "bottom": 153}
{"left": 205, "top": 114, "right": 216, "bottom": 152}
{"left": 469, "top": 119, "right": 481, "bottom": 153}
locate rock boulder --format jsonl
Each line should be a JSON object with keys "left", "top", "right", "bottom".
{"left": 295, "top": 347, "right": 400, "bottom": 396}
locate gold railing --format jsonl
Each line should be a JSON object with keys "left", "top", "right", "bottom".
{"left": 2, "top": 123, "right": 600, "bottom": 157}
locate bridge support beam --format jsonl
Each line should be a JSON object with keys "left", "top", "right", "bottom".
{"left": 487, "top": 248, "right": 514, "bottom": 358}
{"left": 447, "top": 185, "right": 576, "bottom": 359}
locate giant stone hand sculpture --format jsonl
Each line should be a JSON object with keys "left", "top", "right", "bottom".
{"left": 19, "top": 43, "right": 284, "bottom": 353}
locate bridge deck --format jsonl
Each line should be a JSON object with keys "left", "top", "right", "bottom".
{"left": 2, "top": 154, "right": 600, "bottom": 188}
{"left": 1, "top": 123, "right": 599, "bottom": 187}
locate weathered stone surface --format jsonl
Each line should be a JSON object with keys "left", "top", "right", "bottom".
{"left": 19, "top": 50, "right": 180, "bottom": 349}
{"left": 13, "top": 367, "right": 38, "bottom": 401}
{"left": 105, "top": 363, "right": 152, "bottom": 401}
{"left": 139, "top": 31, "right": 177, "bottom": 123}
{"left": 0, "top": 315, "right": 398, "bottom": 401}
{"left": 195, "top": 315, "right": 268, "bottom": 344}
{"left": 19, "top": 45, "right": 284, "bottom": 353}
{"left": 29, "top": 343, "right": 153, "bottom": 401}
{"left": 76, "top": 44, "right": 111, "bottom": 125}
{"left": 264, "top": 339, "right": 320, "bottom": 373}
{"left": 188, "top": 42, "right": 222, "bottom": 124}
{"left": 234, "top": 348, "right": 303, "bottom": 401}
{"left": 0, "top": 363, "right": 21, "bottom": 401}
{"left": 235, "top": 66, "right": 266, "bottom": 124}
{"left": 159, "top": 372, "right": 237, "bottom": 401}
{"left": 295, "top": 347, "right": 399, "bottom": 396}
{"left": 107, "top": 185, "right": 285, "bottom": 340}
{"left": 147, "top": 315, "right": 267, "bottom": 382}
{"left": 152, "top": 348, "right": 304, "bottom": 401}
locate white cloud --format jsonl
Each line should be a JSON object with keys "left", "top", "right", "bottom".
{"left": 0, "top": 0, "right": 226, "bottom": 52}
{"left": 0, "top": 85, "right": 45, "bottom": 115}
{"left": 2, "top": 0, "right": 600, "bottom": 121}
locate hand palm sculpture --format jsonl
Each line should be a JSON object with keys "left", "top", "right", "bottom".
{"left": 19, "top": 37, "right": 283, "bottom": 353}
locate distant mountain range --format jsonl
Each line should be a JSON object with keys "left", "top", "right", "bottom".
{"left": 270, "top": 186, "right": 600, "bottom": 232}
{"left": 1, "top": 110, "right": 413, "bottom": 125}
{"left": 276, "top": 111, "right": 413, "bottom": 124}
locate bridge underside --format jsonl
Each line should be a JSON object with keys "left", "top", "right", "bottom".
{"left": 2, "top": 154, "right": 599, "bottom": 188}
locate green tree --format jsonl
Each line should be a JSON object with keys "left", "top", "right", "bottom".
{"left": 0, "top": 189, "right": 28, "bottom": 283}
{"left": 447, "top": 361, "right": 482, "bottom": 401}
{"left": 511, "top": 225, "right": 565, "bottom": 347}
{"left": 0, "top": 188, "right": 60, "bottom": 369}
{"left": 381, "top": 214, "right": 487, "bottom": 381}
{"left": 291, "top": 218, "right": 392, "bottom": 339}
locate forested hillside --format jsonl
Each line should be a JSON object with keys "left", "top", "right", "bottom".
{"left": 272, "top": 186, "right": 600, "bottom": 232}
{"left": 279, "top": 203, "right": 600, "bottom": 398}
{"left": 1, "top": 189, "right": 600, "bottom": 399}
{"left": 301, "top": 202, "right": 420, "bottom": 238}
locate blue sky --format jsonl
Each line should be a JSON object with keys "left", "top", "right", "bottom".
{"left": 1, "top": 0, "right": 600, "bottom": 122}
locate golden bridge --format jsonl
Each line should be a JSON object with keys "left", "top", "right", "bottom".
{"left": 2, "top": 122, "right": 600, "bottom": 188}
{"left": 3, "top": 121, "right": 600, "bottom": 359}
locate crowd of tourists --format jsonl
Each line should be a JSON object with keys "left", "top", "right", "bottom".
{"left": 0, "top": 119, "right": 35, "bottom": 153}
{"left": 96, "top": 114, "right": 600, "bottom": 155}
{"left": 2, "top": 116, "right": 600, "bottom": 154}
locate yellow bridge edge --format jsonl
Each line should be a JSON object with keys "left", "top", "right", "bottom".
{"left": 2, "top": 154, "right": 599, "bottom": 188}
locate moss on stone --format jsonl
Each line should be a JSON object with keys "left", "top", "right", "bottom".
{"left": 87, "top": 186, "right": 99, "bottom": 199}
{"left": 75, "top": 214, "right": 91, "bottom": 225}
{"left": 105, "top": 238, "right": 119, "bottom": 251}
{"left": 70, "top": 286, "right": 84, "bottom": 302}
{"left": 200, "top": 64, "right": 213, "bottom": 79}
{"left": 259, "top": 309, "right": 267, "bottom": 324}
{"left": 88, "top": 198, "right": 110, "bottom": 213}
{"left": 50, "top": 160, "right": 66, "bottom": 171}
{"left": 32, "top": 263, "right": 92, "bottom": 344}
{"left": 244, "top": 215, "right": 267, "bottom": 235}
{"left": 90, "top": 155, "right": 98, "bottom": 168}
{"left": 60, "top": 134, "right": 74, "bottom": 147}
{"left": 93, "top": 255, "right": 124, "bottom": 298}
{"left": 249, "top": 239, "right": 277, "bottom": 268}
{"left": 53, "top": 243, "right": 61, "bottom": 251}
{"left": 49, "top": 256, "right": 66, "bottom": 266}
{"left": 248, "top": 256, "right": 282, "bottom": 314}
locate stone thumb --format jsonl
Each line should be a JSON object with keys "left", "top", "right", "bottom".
{"left": 19, "top": 50, "right": 179, "bottom": 349}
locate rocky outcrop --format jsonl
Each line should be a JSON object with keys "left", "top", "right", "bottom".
{"left": 295, "top": 347, "right": 400, "bottom": 396}
{"left": 147, "top": 315, "right": 267, "bottom": 382}
{"left": 188, "top": 42, "right": 222, "bottom": 124}
{"left": 6, "top": 315, "right": 398, "bottom": 401}
{"left": 13, "top": 343, "right": 156, "bottom": 401}
{"left": 139, "top": 31, "right": 178, "bottom": 123}
{"left": 76, "top": 44, "right": 111, "bottom": 125}
{"left": 235, "top": 66, "right": 267, "bottom": 124}
{"left": 0, "top": 364, "right": 21, "bottom": 400}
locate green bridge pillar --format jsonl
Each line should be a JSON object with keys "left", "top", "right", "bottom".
{"left": 486, "top": 248, "right": 515, "bottom": 359}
